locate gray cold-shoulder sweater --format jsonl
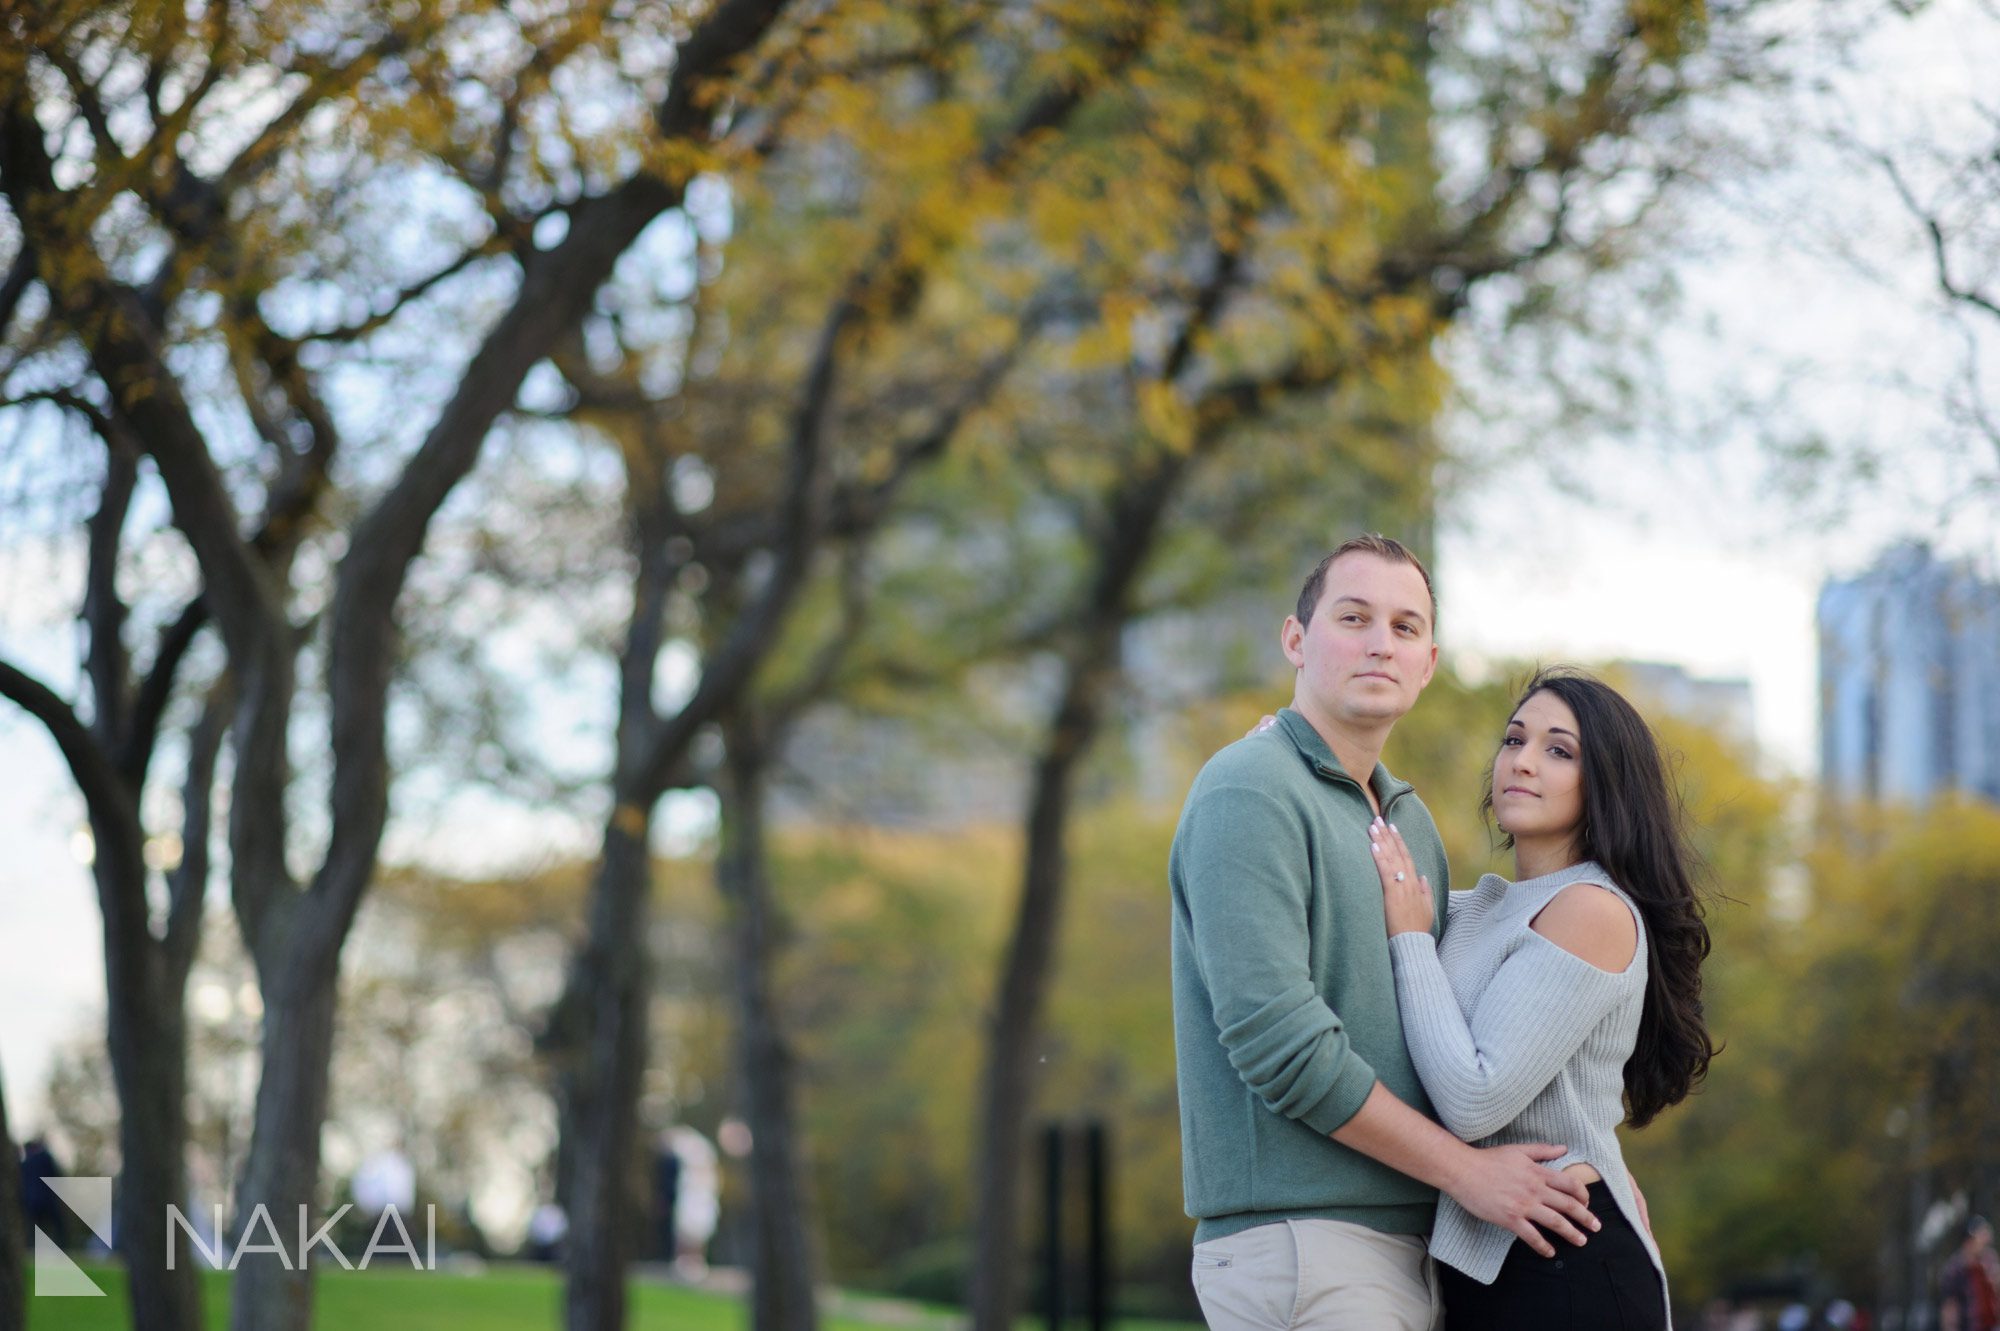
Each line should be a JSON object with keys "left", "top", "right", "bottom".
{"left": 1385, "top": 859, "right": 1670, "bottom": 1317}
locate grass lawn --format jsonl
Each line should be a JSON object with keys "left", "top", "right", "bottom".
{"left": 25, "top": 1264, "right": 943, "bottom": 1331}
{"left": 25, "top": 1264, "right": 1200, "bottom": 1331}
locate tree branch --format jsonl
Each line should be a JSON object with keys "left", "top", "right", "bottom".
{"left": 38, "top": 43, "right": 123, "bottom": 165}
{"left": 981, "top": 9, "right": 1157, "bottom": 173}
{"left": 164, "top": 682, "right": 228, "bottom": 985}
{"left": 120, "top": 596, "right": 209, "bottom": 789}
{"left": 616, "top": 415, "right": 691, "bottom": 761}
{"left": 1161, "top": 239, "right": 1246, "bottom": 388}
{"left": 1875, "top": 146, "right": 2000, "bottom": 323}
{"left": 0, "top": 92, "right": 284, "bottom": 673}
{"left": 231, "top": 327, "right": 343, "bottom": 563}
{"left": 628, "top": 297, "right": 1026, "bottom": 794}
{"left": 0, "top": 241, "right": 35, "bottom": 339}
{"left": 653, "top": 0, "right": 798, "bottom": 141}
{"left": 296, "top": 236, "right": 507, "bottom": 346}
{"left": 1385, "top": 25, "right": 1662, "bottom": 301}
{"left": 105, "top": 347, "right": 320, "bottom": 794}
{"left": 691, "top": 321, "right": 1036, "bottom": 562}
{"left": 764, "top": 536, "right": 871, "bottom": 733}
{"left": 162, "top": 0, "right": 238, "bottom": 145}
{"left": 140, "top": 0, "right": 181, "bottom": 124}
{"left": 84, "top": 445, "right": 139, "bottom": 753}
{"left": 1050, "top": 231, "right": 1257, "bottom": 645}
{"left": 0, "top": 657, "right": 136, "bottom": 839}
{"left": 629, "top": 294, "right": 836, "bottom": 796}
{"left": 211, "top": 32, "right": 413, "bottom": 200}
{"left": 0, "top": 388, "right": 119, "bottom": 443}
{"left": 300, "top": 0, "right": 801, "bottom": 961}
{"left": 616, "top": 12, "right": 1165, "bottom": 799}
{"left": 2, "top": 92, "right": 302, "bottom": 937}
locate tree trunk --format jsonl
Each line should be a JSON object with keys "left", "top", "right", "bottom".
{"left": 0, "top": 1067, "right": 24, "bottom": 1331}
{"left": 103, "top": 978, "right": 201, "bottom": 1331}
{"left": 227, "top": 965, "right": 341, "bottom": 1331}
{"left": 970, "top": 455, "right": 1185, "bottom": 1331}
{"left": 968, "top": 675, "right": 1107, "bottom": 1331}
{"left": 94, "top": 813, "right": 204, "bottom": 1331}
{"left": 718, "top": 726, "right": 820, "bottom": 1331}
{"left": 559, "top": 818, "right": 655, "bottom": 1331}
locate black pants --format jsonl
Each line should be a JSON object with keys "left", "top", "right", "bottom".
{"left": 1437, "top": 1181, "right": 1668, "bottom": 1330}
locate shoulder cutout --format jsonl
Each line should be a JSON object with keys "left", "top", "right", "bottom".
{"left": 1528, "top": 883, "right": 1638, "bottom": 974}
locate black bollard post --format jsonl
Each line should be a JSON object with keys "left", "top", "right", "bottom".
{"left": 1085, "top": 1120, "right": 1109, "bottom": 1331}
{"left": 1044, "top": 1122, "right": 1065, "bottom": 1331}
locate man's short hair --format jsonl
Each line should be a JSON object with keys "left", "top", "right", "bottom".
{"left": 1296, "top": 534, "right": 1436, "bottom": 631}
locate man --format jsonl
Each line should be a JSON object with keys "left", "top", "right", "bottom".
{"left": 18, "top": 1138, "right": 65, "bottom": 1250}
{"left": 1170, "top": 534, "right": 1599, "bottom": 1330}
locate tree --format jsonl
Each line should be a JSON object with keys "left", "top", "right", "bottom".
{"left": 1783, "top": 803, "right": 2000, "bottom": 1318}
{"left": 1, "top": 1065, "right": 23, "bottom": 1331}
{"left": 1862, "top": 0, "right": 2000, "bottom": 476}
{"left": 37, "top": 858, "right": 690, "bottom": 1266}
{"left": 710, "top": 698, "right": 829, "bottom": 1330}
{"left": 953, "top": 0, "right": 1763, "bottom": 1320}
{"left": 528, "top": 7, "right": 1176, "bottom": 1325}
{"left": 0, "top": 2, "right": 421, "bottom": 1321}
{"left": 1742, "top": 1, "right": 2000, "bottom": 529}
{"left": 1609, "top": 722, "right": 2000, "bottom": 1317}
{"left": 0, "top": 268, "right": 239, "bottom": 1331}
{"left": 1, "top": 3, "right": 800, "bottom": 1328}
{"left": 0, "top": 556, "right": 221, "bottom": 1331}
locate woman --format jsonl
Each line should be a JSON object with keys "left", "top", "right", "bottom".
{"left": 1366, "top": 667, "right": 1715, "bottom": 1330}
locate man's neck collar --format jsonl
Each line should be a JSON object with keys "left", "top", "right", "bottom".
{"left": 1287, "top": 696, "right": 1392, "bottom": 787}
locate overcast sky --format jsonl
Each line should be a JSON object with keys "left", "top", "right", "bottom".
{"left": 1443, "top": 0, "right": 2000, "bottom": 779}
{"left": 6, "top": 0, "right": 1998, "bottom": 1139}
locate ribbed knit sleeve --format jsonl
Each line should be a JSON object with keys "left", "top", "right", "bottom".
{"left": 1386, "top": 926, "right": 1640, "bottom": 1142}
{"left": 1401, "top": 868, "right": 1669, "bottom": 1316}
{"left": 1181, "top": 784, "right": 1380, "bottom": 1135}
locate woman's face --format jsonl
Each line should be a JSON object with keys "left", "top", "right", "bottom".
{"left": 1491, "top": 690, "right": 1585, "bottom": 846}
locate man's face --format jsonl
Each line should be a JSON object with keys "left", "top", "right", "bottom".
{"left": 1282, "top": 553, "right": 1438, "bottom": 727}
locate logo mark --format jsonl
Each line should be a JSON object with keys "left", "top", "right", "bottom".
{"left": 35, "top": 1176, "right": 111, "bottom": 1298}
{"left": 167, "top": 1203, "right": 438, "bottom": 1271}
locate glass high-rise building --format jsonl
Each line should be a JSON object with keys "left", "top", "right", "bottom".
{"left": 1818, "top": 542, "right": 2000, "bottom": 805}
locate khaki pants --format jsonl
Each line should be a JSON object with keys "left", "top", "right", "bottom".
{"left": 1192, "top": 1219, "right": 1440, "bottom": 1331}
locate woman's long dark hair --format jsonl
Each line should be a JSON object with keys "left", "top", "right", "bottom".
{"left": 1481, "top": 667, "right": 1718, "bottom": 1128}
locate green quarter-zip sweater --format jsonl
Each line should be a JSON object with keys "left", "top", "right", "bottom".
{"left": 1170, "top": 707, "right": 1450, "bottom": 1243}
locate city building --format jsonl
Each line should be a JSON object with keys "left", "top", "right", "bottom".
{"left": 1818, "top": 542, "right": 2000, "bottom": 806}
{"left": 1618, "top": 661, "right": 1756, "bottom": 750}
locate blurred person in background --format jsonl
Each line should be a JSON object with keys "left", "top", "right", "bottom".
{"left": 525, "top": 1201, "right": 567, "bottom": 1263}
{"left": 1942, "top": 1216, "right": 2000, "bottom": 1331}
{"left": 652, "top": 1134, "right": 682, "bottom": 1265}
{"left": 18, "top": 1138, "right": 66, "bottom": 1248}
{"left": 663, "top": 1125, "right": 718, "bottom": 1278}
